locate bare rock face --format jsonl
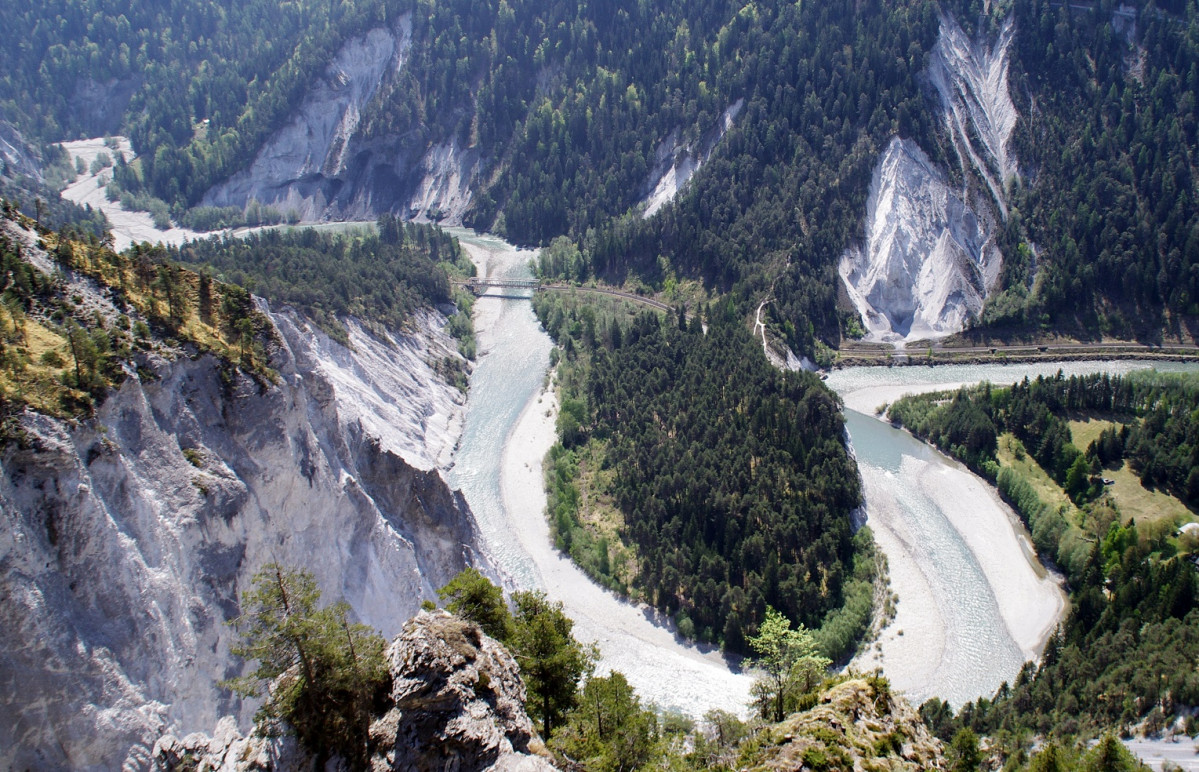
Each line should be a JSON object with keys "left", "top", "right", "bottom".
{"left": 369, "top": 611, "right": 554, "bottom": 771}
{"left": 841, "top": 13, "right": 1016, "bottom": 344}
{"left": 929, "top": 14, "right": 1018, "bottom": 217}
{"left": 150, "top": 611, "right": 555, "bottom": 772}
{"left": 839, "top": 137, "right": 1002, "bottom": 343}
{"left": 203, "top": 18, "right": 412, "bottom": 220}
{"left": 153, "top": 717, "right": 309, "bottom": 772}
{"left": 0, "top": 120, "right": 43, "bottom": 181}
{"left": 202, "top": 16, "right": 485, "bottom": 226}
{"left": 0, "top": 237, "right": 480, "bottom": 770}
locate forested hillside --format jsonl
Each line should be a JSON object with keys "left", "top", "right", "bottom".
{"left": 565, "top": 0, "right": 944, "bottom": 352}
{"left": 570, "top": 0, "right": 1199, "bottom": 348}
{"left": 532, "top": 293, "right": 869, "bottom": 659}
{"left": 5, "top": 1, "right": 1196, "bottom": 348}
{"left": 980, "top": 0, "right": 1199, "bottom": 337}
{"left": 166, "top": 216, "right": 472, "bottom": 347}
{"left": 0, "top": 0, "right": 407, "bottom": 200}
{"left": 0, "top": 203, "right": 275, "bottom": 420}
{"left": 888, "top": 372, "right": 1199, "bottom": 743}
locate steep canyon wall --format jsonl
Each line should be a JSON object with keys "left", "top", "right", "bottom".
{"left": 1, "top": 291, "right": 481, "bottom": 769}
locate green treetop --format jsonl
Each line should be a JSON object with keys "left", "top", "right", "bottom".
{"left": 225, "top": 564, "right": 388, "bottom": 770}
{"left": 748, "top": 606, "right": 831, "bottom": 723}
{"left": 436, "top": 566, "right": 514, "bottom": 642}
{"left": 510, "top": 590, "right": 598, "bottom": 738}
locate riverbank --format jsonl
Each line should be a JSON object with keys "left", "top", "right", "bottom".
{"left": 835, "top": 343, "right": 1199, "bottom": 368}
{"left": 831, "top": 360, "right": 1199, "bottom": 706}
{"left": 455, "top": 232, "right": 754, "bottom": 719}
{"left": 831, "top": 367, "right": 1081, "bottom": 707}
{"left": 59, "top": 138, "right": 205, "bottom": 250}
{"left": 844, "top": 408, "right": 1066, "bottom": 707}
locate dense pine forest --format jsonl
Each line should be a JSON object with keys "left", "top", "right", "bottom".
{"left": 990, "top": 0, "right": 1199, "bottom": 336}
{"left": 889, "top": 372, "right": 1199, "bottom": 745}
{"left": 166, "top": 216, "right": 472, "bottom": 347}
{"left": 532, "top": 293, "right": 870, "bottom": 660}
{"left": 3, "top": 1, "right": 1197, "bottom": 347}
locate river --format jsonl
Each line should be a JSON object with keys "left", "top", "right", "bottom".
{"left": 445, "top": 229, "right": 755, "bottom": 718}
{"left": 45, "top": 137, "right": 1197, "bottom": 724}
{"left": 827, "top": 360, "right": 1199, "bottom": 707}
{"left": 73, "top": 184, "right": 1195, "bottom": 714}
{"left": 445, "top": 229, "right": 1199, "bottom": 715}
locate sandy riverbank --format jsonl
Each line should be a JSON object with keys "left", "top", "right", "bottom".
{"left": 59, "top": 137, "right": 205, "bottom": 251}
{"left": 460, "top": 236, "right": 754, "bottom": 718}
{"left": 849, "top": 422, "right": 1066, "bottom": 705}
{"left": 838, "top": 374, "right": 1067, "bottom": 705}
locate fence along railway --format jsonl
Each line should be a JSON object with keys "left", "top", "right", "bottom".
{"left": 453, "top": 278, "right": 673, "bottom": 313}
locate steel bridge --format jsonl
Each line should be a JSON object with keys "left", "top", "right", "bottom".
{"left": 454, "top": 278, "right": 540, "bottom": 294}
{"left": 452, "top": 278, "right": 674, "bottom": 314}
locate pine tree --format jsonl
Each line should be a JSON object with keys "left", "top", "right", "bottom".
{"left": 510, "top": 590, "right": 597, "bottom": 738}
{"left": 225, "top": 564, "right": 388, "bottom": 770}
{"left": 748, "top": 606, "right": 830, "bottom": 722}
{"left": 437, "top": 566, "right": 513, "bottom": 641}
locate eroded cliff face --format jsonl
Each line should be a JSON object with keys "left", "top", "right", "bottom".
{"left": 0, "top": 121, "right": 44, "bottom": 182}
{"left": 203, "top": 20, "right": 411, "bottom": 219}
{"left": 839, "top": 137, "right": 1002, "bottom": 342}
{"left": 841, "top": 14, "right": 1014, "bottom": 343}
{"left": 0, "top": 298, "right": 480, "bottom": 770}
{"left": 929, "top": 14, "right": 1018, "bottom": 216}
{"left": 202, "top": 16, "right": 484, "bottom": 225}
{"left": 640, "top": 99, "right": 745, "bottom": 219}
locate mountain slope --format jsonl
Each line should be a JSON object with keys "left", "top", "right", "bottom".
{"left": 7, "top": 1, "right": 1196, "bottom": 348}
{"left": 0, "top": 218, "right": 483, "bottom": 770}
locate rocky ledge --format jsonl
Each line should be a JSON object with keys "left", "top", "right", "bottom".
{"left": 153, "top": 611, "right": 556, "bottom": 772}
{"left": 744, "top": 676, "right": 946, "bottom": 771}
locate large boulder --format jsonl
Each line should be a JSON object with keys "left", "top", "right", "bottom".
{"left": 152, "top": 611, "right": 555, "bottom": 772}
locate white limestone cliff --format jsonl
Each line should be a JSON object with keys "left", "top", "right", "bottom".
{"left": 406, "top": 139, "right": 484, "bottom": 225}
{"left": 929, "top": 14, "right": 1018, "bottom": 217}
{"left": 839, "top": 137, "right": 1002, "bottom": 343}
{"left": 641, "top": 99, "right": 744, "bottom": 219}
{"left": 0, "top": 238, "right": 481, "bottom": 770}
{"left": 841, "top": 14, "right": 1017, "bottom": 343}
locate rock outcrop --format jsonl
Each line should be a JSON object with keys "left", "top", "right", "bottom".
{"left": 370, "top": 611, "right": 553, "bottom": 770}
{"left": 744, "top": 677, "right": 946, "bottom": 771}
{"left": 151, "top": 611, "right": 555, "bottom": 772}
{"left": 0, "top": 231, "right": 481, "bottom": 770}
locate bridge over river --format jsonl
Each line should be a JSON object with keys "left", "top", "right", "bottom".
{"left": 453, "top": 278, "right": 673, "bottom": 313}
